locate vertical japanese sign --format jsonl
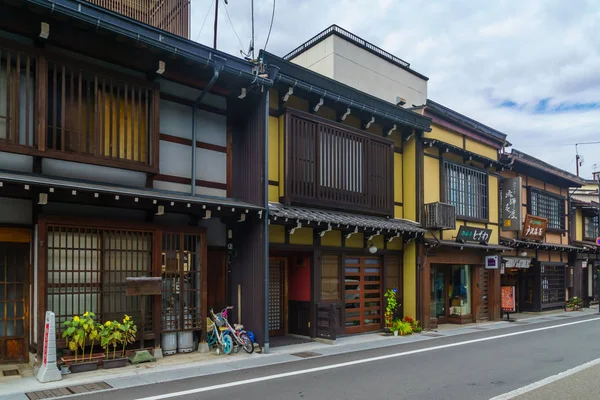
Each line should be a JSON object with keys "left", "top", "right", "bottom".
{"left": 502, "top": 177, "right": 522, "bottom": 231}
{"left": 501, "top": 286, "right": 516, "bottom": 312}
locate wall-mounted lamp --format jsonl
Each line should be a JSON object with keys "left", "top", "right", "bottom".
{"left": 156, "top": 60, "right": 166, "bottom": 75}
{"left": 38, "top": 193, "right": 48, "bottom": 205}
{"left": 368, "top": 242, "right": 378, "bottom": 254}
{"left": 156, "top": 205, "right": 165, "bottom": 216}
{"left": 39, "top": 22, "right": 50, "bottom": 39}
{"left": 520, "top": 250, "right": 528, "bottom": 257}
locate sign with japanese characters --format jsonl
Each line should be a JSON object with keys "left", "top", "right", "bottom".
{"left": 522, "top": 214, "right": 547, "bottom": 241}
{"left": 502, "top": 177, "right": 522, "bottom": 231}
{"left": 456, "top": 226, "right": 492, "bottom": 244}
{"left": 485, "top": 255, "right": 499, "bottom": 269}
{"left": 501, "top": 286, "right": 516, "bottom": 312}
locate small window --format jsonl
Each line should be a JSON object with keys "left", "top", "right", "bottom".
{"left": 584, "top": 215, "right": 599, "bottom": 240}
{"left": 444, "top": 161, "right": 488, "bottom": 220}
{"left": 529, "top": 189, "right": 565, "bottom": 231}
{"left": 321, "top": 254, "right": 340, "bottom": 301}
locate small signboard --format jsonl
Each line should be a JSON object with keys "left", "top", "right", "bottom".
{"left": 485, "top": 255, "right": 499, "bottom": 269}
{"left": 502, "top": 177, "right": 522, "bottom": 231}
{"left": 456, "top": 226, "right": 492, "bottom": 244}
{"left": 504, "top": 257, "right": 531, "bottom": 269}
{"left": 125, "top": 277, "right": 162, "bottom": 296}
{"left": 596, "top": 237, "right": 600, "bottom": 246}
{"left": 522, "top": 214, "right": 547, "bottom": 241}
{"left": 501, "top": 286, "right": 516, "bottom": 313}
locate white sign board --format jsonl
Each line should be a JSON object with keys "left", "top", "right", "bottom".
{"left": 36, "top": 311, "right": 62, "bottom": 383}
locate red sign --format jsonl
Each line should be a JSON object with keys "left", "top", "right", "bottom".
{"left": 501, "top": 286, "right": 516, "bottom": 312}
{"left": 42, "top": 322, "right": 49, "bottom": 366}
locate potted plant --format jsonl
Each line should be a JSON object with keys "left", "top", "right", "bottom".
{"left": 384, "top": 287, "right": 400, "bottom": 331}
{"left": 61, "top": 312, "right": 102, "bottom": 373}
{"left": 566, "top": 297, "right": 582, "bottom": 311}
{"left": 396, "top": 320, "right": 413, "bottom": 336}
{"left": 402, "top": 316, "right": 423, "bottom": 333}
{"left": 391, "top": 320, "right": 400, "bottom": 337}
{"left": 101, "top": 315, "right": 137, "bottom": 369}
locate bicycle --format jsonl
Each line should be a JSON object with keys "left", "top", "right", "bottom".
{"left": 219, "top": 306, "right": 254, "bottom": 354}
{"left": 207, "top": 310, "right": 233, "bottom": 355}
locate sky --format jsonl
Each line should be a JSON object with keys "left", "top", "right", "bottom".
{"left": 190, "top": 0, "right": 600, "bottom": 179}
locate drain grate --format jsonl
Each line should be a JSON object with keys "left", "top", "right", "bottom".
{"left": 2, "top": 369, "right": 20, "bottom": 377}
{"left": 26, "top": 382, "right": 112, "bottom": 399}
{"left": 422, "top": 332, "right": 444, "bottom": 337}
{"left": 291, "top": 351, "right": 321, "bottom": 358}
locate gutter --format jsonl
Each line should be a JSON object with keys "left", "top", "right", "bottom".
{"left": 191, "top": 65, "right": 221, "bottom": 196}
{"left": 274, "top": 73, "right": 432, "bottom": 132}
{"left": 26, "top": 0, "right": 272, "bottom": 86}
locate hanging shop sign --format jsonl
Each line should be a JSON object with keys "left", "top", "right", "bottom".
{"left": 456, "top": 226, "right": 492, "bottom": 244}
{"left": 503, "top": 257, "right": 532, "bottom": 269}
{"left": 501, "top": 286, "right": 516, "bottom": 312}
{"left": 502, "top": 177, "right": 522, "bottom": 231}
{"left": 485, "top": 255, "right": 499, "bottom": 269}
{"left": 521, "top": 214, "right": 547, "bottom": 241}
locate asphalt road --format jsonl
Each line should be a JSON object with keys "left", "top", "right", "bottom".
{"left": 79, "top": 315, "right": 600, "bottom": 400}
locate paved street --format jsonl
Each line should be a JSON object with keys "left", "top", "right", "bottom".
{"left": 72, "top": 314, "right": 600, "bottom": 400}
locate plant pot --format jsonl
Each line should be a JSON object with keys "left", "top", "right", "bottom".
{"left": 393, "top": 330, "right": 398, "bottom": 337}
{"left": 383, "top": 327, "right": 391, "bottom": 334}
{"left": 565, "top": 307, "right": 574, "bottom": 312}
{"left": 61, "top": 353, "right": 105, "bottom": 366}
{"left": 102, "top": 357, "right": 129, "bottom": 369}
{"left": 69, "top": 360, "right": 98, "bottom": 373}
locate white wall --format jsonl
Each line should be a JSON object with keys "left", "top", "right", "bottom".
{"left": 42, "top": 159, "right": 147, "bottom": 187}
{"left": 289, "top": 35, "right": 336, "bottom": 78}
{"left": 0, "top": 152, "right": 32, "bottom": 172}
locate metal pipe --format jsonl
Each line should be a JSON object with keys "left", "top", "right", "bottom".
{"left": 263, "top": 89, "right": 270, "bottom": 353}
{"left": 192, "top": 67, "right": 220, "bottom": 196}
{"left": 275, "top": 73, "right": 431, "bottom": 132}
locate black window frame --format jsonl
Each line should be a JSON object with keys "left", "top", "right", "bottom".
{"left": 584, "top": 214, "right": 599, "bottom": 241}
{"left": 442, "top": 160, "right": 489, "bottom": 221}
{"left": 527, "top": 187, "right": 565, "bottom": 232}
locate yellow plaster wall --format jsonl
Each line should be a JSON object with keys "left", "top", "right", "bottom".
{"left": 550, "top": 252, "right": 562, "bottom": 262}
{"left": 268, "top": 185, "right": 279, "bottom": 202}
{"left": 424, "top": 146, "right": 439, "bottom": 156}
{"left": 425, "top": 124, "right": 463, "bottom": 148}
{"left": 546, "top": 183, "right": 561, "bottom": 195}
{"left": 366, "top": 124, "right": 383, "bottom": 136}
{"left": 403, "top": 241, "right": 416, "bottom": 318}
{"left": 321, "top": 230, "right": 342, "bottom": 247}
{"left": 394, "top": 153, "right": 403, "bottom": 204}
{"left": 268, "top": 116, "right": 279, "bottom": 183}
{"left": 316, "top": 106, "right": 337, "bottom": 121}
{"left": 289, "top": 228, "right": 314, "bottom": 245}
{"left": 489, "top": 225, "right": 499, "bottom": 245}
{"left": 387, "top": 238, "right": 402, "bottom": 250}
{"left": 343, "top": 114, "right": 361, "bottom": 130}
{"left": 546, "top": 232, "right": 562, "bottom": 245}
{"left": 278, "top": 116, "right": 285, "bottom": 197}
{"left": 269, "top": 225, "right": 285, "bottom": 243}
{"left": 403, "top": 136, "right": 417, "bottom": 221}
{"left": 287, "top": 96, "right": 309, "bottom": 112}
{"left": 489, "top": 175, "right": 499, "bottom": 224}
{"left": 576, "top": 209, "right": 583, "bottom": 241}
{"left": 424, "top": 156, "right": 440, "bottom": 204}
{"left": 390, "top": 132, "right": 403, "bottom": 148}
{"left": 394, "top": 205, "right": 404, "bottom": 219}
{"left": 269, "top": 88, "right": 279, "bottom": 109}
{"left": 345, "top": 232, "right": 364, "bottom": 248}
{"left": 465, "top": 138, "right": 498, "bottom": 160}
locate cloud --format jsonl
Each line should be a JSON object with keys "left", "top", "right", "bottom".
{"left": 190, "top": 0, "right": 600, "bottom": 178}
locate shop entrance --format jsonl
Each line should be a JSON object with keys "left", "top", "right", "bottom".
{"left": 478, "top": 268, "right": 490, "bottom": 321}
{"left": 430, "top": 264, "right": 473, "bottom": 324}
{"left": 0, "top": 243, "right": 29, "bottom": 363}
{"left": 344, "top": 257, "right": 382, "bottom": 334}
{"left": 268, "top": 258, "right": 286, "bottom": 337}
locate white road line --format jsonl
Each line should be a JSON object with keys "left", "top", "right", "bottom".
{"left": 489, "top": 357, "right": 600, "bottom": 400}
{"left": 139, "top": 317, "right": 600, "bottom": 400}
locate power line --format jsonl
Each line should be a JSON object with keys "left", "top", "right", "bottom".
{"left": 221, "top": 0, "right": 245, "bottom": 53}
{"left": 263, "top": 0, "right": 276, "bottom": 51}
{"left": 195, "top": 0, "right": 215, "bottom": 42}
{"left": 516, "top": 140, "right": 600, "bottom": 148}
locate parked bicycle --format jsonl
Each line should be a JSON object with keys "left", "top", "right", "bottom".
{"left": 208, "top": 306, "right": 254, "bottom": 355}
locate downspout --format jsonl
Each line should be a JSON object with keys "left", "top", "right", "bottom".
{"left": 191, "top": 66, "right": 221, "bottom": 196}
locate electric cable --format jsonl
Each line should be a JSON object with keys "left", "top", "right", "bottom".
{"left": 222, "top": 0, "right": 246, "bottom": 54}
{"left": 263, "top": 0, "right": 276, "bottom": 51}
{"left": 195, "top": 0, "right": 215, "bottom": 42}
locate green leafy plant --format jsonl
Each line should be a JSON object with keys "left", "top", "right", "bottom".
{"left": 100, "top": 315, "right": 137, "bottom": 359}
{"left": 394, "top": 320, "right": 413, "bottom": 336}
{"left": 566, "top": 296, "right": 582, "bottom": 310}
{"left": 62, "top": 315, "right": 85, "bottom": 363}
{"left": 402, "top": 315, "right": 422, "bottom": 333}
{"left": 384, "top": 288, "right": 400, "bottom": 327}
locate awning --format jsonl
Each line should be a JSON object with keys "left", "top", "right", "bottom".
{"left": 424, "top": 239, "right": 512, "bottom": 251}
{"left": 572, "top": 241, "right": 600, "bottom": 253}
{"left": 500, "top": 237, "right": 586, "bottom": 253}
{"left": 268, "top": 203, "right": 425, "bottom": 235}
{"left": 0, "top": 169, "right": 263, "bottom": 212}
{"left": 503, "top": 257, "right": 532, "bottom": 269}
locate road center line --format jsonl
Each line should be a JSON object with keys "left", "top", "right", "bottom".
{"left": 138, "top": 317, "right": 600, "bottom": 400}
{"left": 489, "top": 356, "right": 600, "bottom": 400}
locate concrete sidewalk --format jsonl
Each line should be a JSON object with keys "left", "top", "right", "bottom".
{"left": 1, "top": 307, "right": 596, "bottom": 400}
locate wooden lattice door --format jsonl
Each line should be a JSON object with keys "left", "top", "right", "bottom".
{"left": 268, "top": 258, "right": 285, "bottom": 336}
{"left": 0, "top": 243, "right": 29, "bottom": 363}
{"left": 478, "top": 268, "right": 490, "bottom": 321}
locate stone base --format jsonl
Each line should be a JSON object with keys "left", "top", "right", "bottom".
{"left": 37, "top": 364, "right": 62, "bottom": 383}
{"left": 198, "top": 342, "right": 210, "bottom": 353}
{"left": 128, "top": 350, "right": 156, "bottom": 365}
{"left": 153, "top": 347, "right": 163, "bottom": 359}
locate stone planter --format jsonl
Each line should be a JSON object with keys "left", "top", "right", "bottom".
{"left": 61, "top": 353, "right": 105, "bottom": 366}
{"left": 102, "top": 357, "right": 129, "bottom": 369}
{"left": 69, "top": 360, "right": 98, "bottom": 373}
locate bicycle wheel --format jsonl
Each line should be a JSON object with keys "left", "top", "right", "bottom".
{"left": 207, "top": 330, "right": 217, "bottom": 346}
{"left": 222, "top": 334, "right": 233, "bottom": 355}
{"left": 240, "top": 333, "right": 254, "bottom": 354}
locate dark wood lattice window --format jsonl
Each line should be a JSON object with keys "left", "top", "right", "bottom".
{"left": 541, "top": 265, "right": 566, "bottom": 304}
{"left": 161, "top": 232, "right": 204, "bottom": 332}
{"left": 46, "top": 225, "right": 153, "bottom": 337}
{"left": 444, "top": 161, "right": 488, "bottom": 220}
{"left": 529, "top": 188, "right": 565, "bottom": 231}
{"left": 584, "top": 215, "right": 598, "bottom": 240}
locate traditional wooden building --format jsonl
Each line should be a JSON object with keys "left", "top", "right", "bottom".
{"left": 499, "top": 150, "right": 585, "bottom": 312}
{"left": 411, "top": 100, "right": 509, "bottom": 328}
{"left": 0, "top": 0, "right": 270, "bottom": 364}
{"left": 261, "top": 47, "right": 432, "bottom": 344}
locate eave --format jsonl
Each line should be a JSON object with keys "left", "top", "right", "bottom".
{"left": 422, "top": 138, "right": 506, "bottom": 171}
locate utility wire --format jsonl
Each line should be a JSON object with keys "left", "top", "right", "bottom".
{"left": 517, "top": 140, "right": 600, "bottom": 148}
{"left": 195, "top": 0, "right": 215, "bottom": 42}
{"left": 263, "top": 0, "right": 276, "bottom": 51}
{"left": 222, "top": 0, "right": 246, "bottom": 54}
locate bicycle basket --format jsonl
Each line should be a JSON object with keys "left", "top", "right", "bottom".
{"left": 214, "top": 313, "right": 227, "bottom": 327}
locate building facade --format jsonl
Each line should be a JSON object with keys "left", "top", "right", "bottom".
{"left": 0, "top": 0, "right": 270, "bottom": 364}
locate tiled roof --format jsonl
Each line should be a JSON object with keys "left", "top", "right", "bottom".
{"left": 500, "top": 237, "right": 586, "bottom": 253}
{"left": 424, "top": 239, "right": 512, "bottom": 251}
{"left": 268, "top": 203, "right": 425, "bottom": 234}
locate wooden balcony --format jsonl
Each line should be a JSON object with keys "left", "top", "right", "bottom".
{"left": 424, "top": 202, "right": 456, "bottom": 230}
{"left": 284, "top": 109, "right": 394, "bottom": 216}
{"left": 85, "top": 0, "right": 190, "bottom": 38}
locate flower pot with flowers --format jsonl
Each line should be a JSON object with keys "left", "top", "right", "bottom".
{"left": 393, "top": 319, "right": 413, "bottom": 336}
{"left": 101, "top": 315, "right": 137, "bottom": 369}
{"left": 384, "top": 287, "right": 400, "bottom": 331}
{"left": 402, "top": 316, "right": 423, "bottom": 333}
{"left": 566, "top": 297, "right": 582, "bottom": 312}
{"left": 61, "top": 312, "right": 103, "bottom": 372}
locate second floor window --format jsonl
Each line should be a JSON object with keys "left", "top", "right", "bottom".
{"left": 46, "top": 60, "right": 153, "bottom": 164}
{"left": 444, "top": 161, "right": 488, "bottom": 220}
{"left": 584, "top": 215, "right": 598, "bottom": 239}
{"left": 529, "top": 188, "right": 565, "bottom": 231}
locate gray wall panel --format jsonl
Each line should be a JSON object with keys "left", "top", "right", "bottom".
{"left": 42, "top": 159, "right": 146, "bottom": 187}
